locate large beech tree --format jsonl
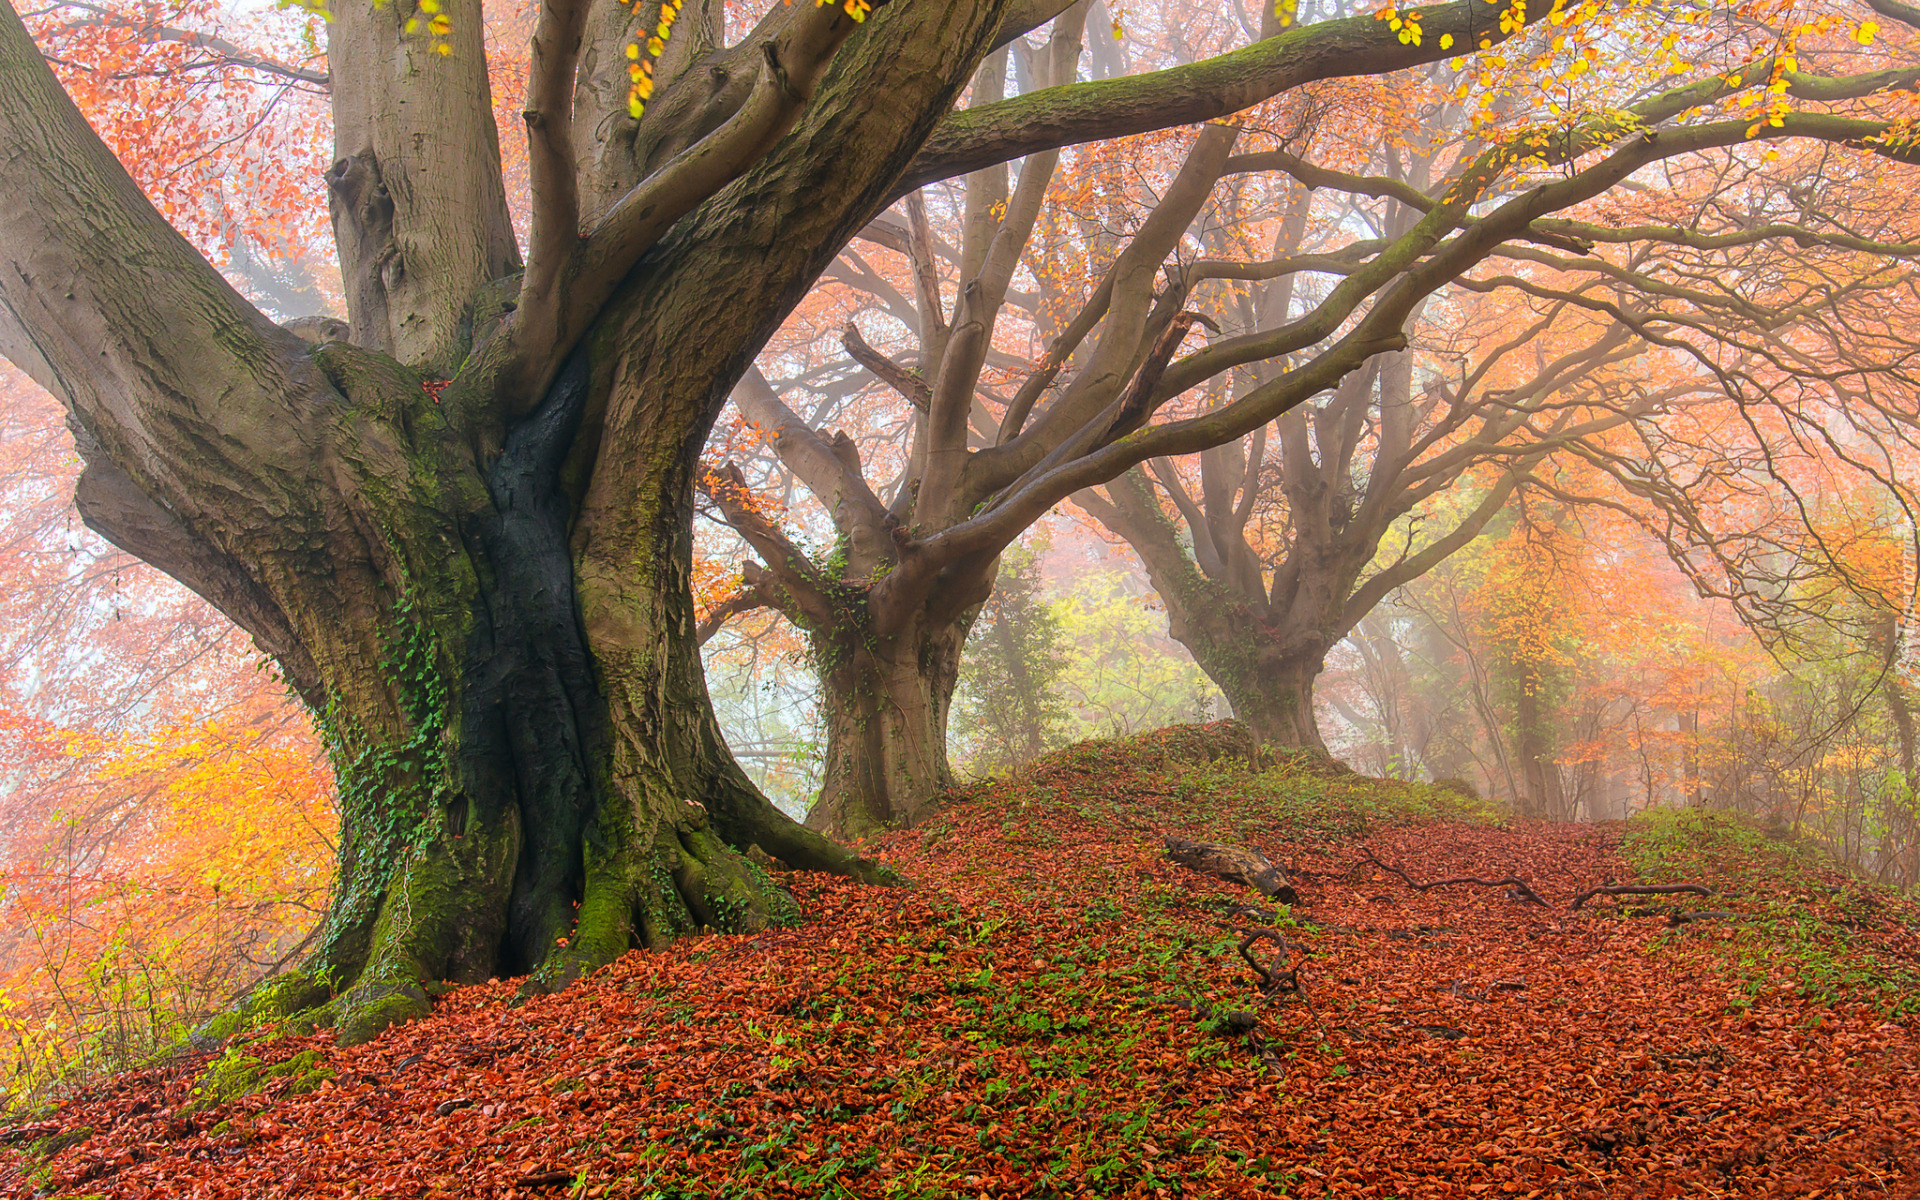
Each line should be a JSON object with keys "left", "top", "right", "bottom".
{"left": 0, "top": 0, "right": 1568, "bottom": 1041}
{"left": 701, "top": 17, "right": 1920, "bottom": 833}
{"left": 2, "top": 0, "right": 1916, "bottom": 1040}
{"left": 1073, "top": 124, "right": 1715, "bottom": 753}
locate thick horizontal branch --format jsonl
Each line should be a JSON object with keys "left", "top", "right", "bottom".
{"left": 842, "top": 321, "right": 931, "bottom": 411}
{"left": 899, "top": 0, "right": 1550, "bottom": 192}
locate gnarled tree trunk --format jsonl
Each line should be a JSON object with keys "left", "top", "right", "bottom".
{"left": 1083, "top": 469, "right": 1352, "bottom": 753}
{"left": 805, "top": 614, "right": 972, "bottom": 839}
{"left": 130, "top": 340, "right": 880, "bottom": 1046}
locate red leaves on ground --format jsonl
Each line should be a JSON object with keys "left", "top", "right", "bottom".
{"left": 5, "top": 754, "right": 1917, "bottom": 1198}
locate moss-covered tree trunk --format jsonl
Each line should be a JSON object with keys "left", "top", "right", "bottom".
{"left": 9, "top": 0, "right": 1564, "bottom": 1047}
{"left": 214, "top": 344, "right": 879, "bottom": 1046}
{"left": 803, "top": 616, "right": 971, "bottom": 840}
{"left": 1208, "top": 641, "right": 1329, "bottom": 753}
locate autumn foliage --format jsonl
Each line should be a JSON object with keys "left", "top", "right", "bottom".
{"left": 3, "top": 0, "right": 1920, "bottom": 1190}
{"left": 0, "top": 367, "right": 333, "bottom": 1106}
{"left": 5, "top": 728, "right": 1917, "bottom": 1196}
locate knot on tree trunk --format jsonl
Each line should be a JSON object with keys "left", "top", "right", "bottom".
{"left": 325, "top": 148, "right": 397, "bottom": 351}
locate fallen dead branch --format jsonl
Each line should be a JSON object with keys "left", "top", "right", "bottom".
{"left": 1234, "top": 926, "right": 1310, "bottom": 1006}
{"left": 1354, "top": 848, "right": 1551, "bottom": 906}
{"left": 1166, "top": 836, "right": 1300, "bottom": 903}
{"left": 515, "top": 1171, "right": 574, "bottom": 1188}
{"left": 1569, "top": 883, "right": 1715, "bottom": 910}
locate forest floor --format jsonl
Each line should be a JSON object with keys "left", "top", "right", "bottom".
{"left": 5, "top": 722, "right": 1920, "bottom": 1199}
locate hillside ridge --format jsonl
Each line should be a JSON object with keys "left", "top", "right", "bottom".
{"left": 6, "top": 723, "right": 1918, "bottom": 1198}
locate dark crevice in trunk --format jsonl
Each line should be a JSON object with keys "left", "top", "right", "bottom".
{"left": 460, "top": 348, "right": 611, "bottom": 975}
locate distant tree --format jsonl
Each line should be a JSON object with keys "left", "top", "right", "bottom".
{"left": 1085, "top": 63, "right": 1920, "bottom": 756}
{"left": 954, "top": 545, "right": 1069, "bottom": 773}
{"left": 706, "top": 10, "right": 1920, "bottom": 832}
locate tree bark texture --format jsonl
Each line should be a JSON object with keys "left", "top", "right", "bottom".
{"left": 804, "top": 613, "right": 972, "bottom": 840}
{"left": 0, "top": 0, "right": 997, "bottom": 1043}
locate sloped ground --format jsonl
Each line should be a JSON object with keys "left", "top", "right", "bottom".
{"left": 5, "top": 723, "right": 1918, "bottom": 1198}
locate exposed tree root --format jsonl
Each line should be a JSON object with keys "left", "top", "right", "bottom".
{"left": 1355, "top": 848, "right": 1551, "bottom": 906}
{"left": 1356, "top": 849, "right": 1714, "bottom": 915}
{"left": 1235, "top": 926, "right": 1312, "bottom": 1011}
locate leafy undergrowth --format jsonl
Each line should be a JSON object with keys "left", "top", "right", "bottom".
{"left": 4, "top": 723, "right": 1918, "bottom": 1198}
{"left": 1624, "top": 807, "right": 1920, "bottom": 1016}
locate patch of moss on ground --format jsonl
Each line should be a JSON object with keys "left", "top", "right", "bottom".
{"left": 957, "top": 721, "right": 1500, "bottom": 846}
{"left": 24, "top": 1125, "right": 93, "bottom": 1161}
{"left": 1625, "top": 807, "right": 1920, "bottom": 1015}
{"left": 187, "top": 1047, "right": 334, "bottom": 1113}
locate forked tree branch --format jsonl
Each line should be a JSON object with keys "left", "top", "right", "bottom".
{"left": 506, "top": 0, "right": 885, "bottom": 416}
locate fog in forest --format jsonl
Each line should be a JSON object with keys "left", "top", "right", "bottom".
{"left": 2, "top": 0, "right": 1918, "bottom": 1188}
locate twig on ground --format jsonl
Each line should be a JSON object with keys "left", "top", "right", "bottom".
{"left": 1569, "top": 883, "right": 1714, "bottom": 911}
{"left": 1354, "top": 848, "right": 1551, "bottom": 906}
{"left": 1666, "top": 909, "right": 1739, "bottom": 927}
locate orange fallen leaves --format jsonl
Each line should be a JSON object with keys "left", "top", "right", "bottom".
{"left": 6, "top": 745, "right": 1917, "bottom": 1196}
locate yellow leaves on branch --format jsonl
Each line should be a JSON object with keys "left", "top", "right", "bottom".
{"left": 625, "top": 0, "right": 870, "bottom": 119}
{"left": 624, "top": 0, "right": 680, "bottom": 118}
{"left": 402, "top": 0, "right": 454, "bottom": 56}
{"left": 1376, "top": 5, "right": 1426, "bottom": 46}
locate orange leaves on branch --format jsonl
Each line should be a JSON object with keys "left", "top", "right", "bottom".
{"left": 24, "top": 0, "right": 333, "bottom": 290}
{"left": 0, "top": 368, "right": 333, "bottom": 1105}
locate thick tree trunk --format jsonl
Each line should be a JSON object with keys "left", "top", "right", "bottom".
{"left": 1215, "top": 647, "right": 1328, "bottom": 753}
{"left": 803, "top": 617, "right": 970, "bottom": 840}
{"left": 1157, "top": 590, "right": 1329, "bottom": 753}
{"left": 139, "top": 343, "right": 884, "bottom": 1047}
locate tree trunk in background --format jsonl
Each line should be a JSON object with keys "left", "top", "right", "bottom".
{"left": 1084, "top": 471, "right": 1343, "bottom": 754}
{"left": 1512, "top": 679, "right": 1560, "bottom": 821}
{"left": 803, "top": 617, "right": 972, "bottom": 840}
{"left": 1160, "top": 593, "right": 1330, "bottom": 753}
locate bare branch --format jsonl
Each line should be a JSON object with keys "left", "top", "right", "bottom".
{"left": 842, "top": 322, "right": 931, "bottom": 411}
